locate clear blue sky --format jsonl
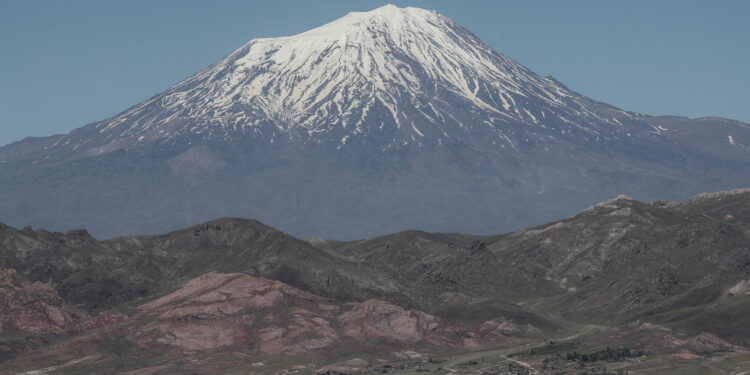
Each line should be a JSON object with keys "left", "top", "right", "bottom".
{"left": 1, "top": 0, "right": 748, "bottom": 146}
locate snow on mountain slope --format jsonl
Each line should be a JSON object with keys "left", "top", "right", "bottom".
{"left": 60, "top": 4, "right": 643, "bottom": 156}
{"left": 2, "top": 5, "right": 749, "bottom": 241}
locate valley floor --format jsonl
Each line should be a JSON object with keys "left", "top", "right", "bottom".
{"left": 6, "top": 324, "right": 749, "bottom": 375}
{"left": 316, "top": 330, "right": 750, "bottom": 375}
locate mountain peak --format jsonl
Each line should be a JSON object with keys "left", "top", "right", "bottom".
{"left": 263, "top": 4, "right": 442, "bottom": 45}
{"left": 67, "top": 4, "right": 637, "bottom": 155}
{"left": 343, "top": 4, "right": 430, "bottom": 18}
{"left": 338, "top": 4, "right": 436, "bottom": 23}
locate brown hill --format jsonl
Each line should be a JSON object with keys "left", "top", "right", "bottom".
{"left": 0, "top": 272, "right": 538, "bottom": 374}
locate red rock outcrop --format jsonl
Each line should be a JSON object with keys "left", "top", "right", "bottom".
{"left": 1, "top": 271, "right": 533, "bottom": 371}
{"left": 339, "top": 299, "right": 440, "bottom": 344}
{"left": 133, "top": 272, "right": 487, "bottom": 357}
{"left": 135, "top": 273, "right": 340, "bottom": 353}
{"left": 0, "top": 268, "right": 81, "bottom": 335}
{"left": 73, "top": 311, "right": 129, "bottom": 332}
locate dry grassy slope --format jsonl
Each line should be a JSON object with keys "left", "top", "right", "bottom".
{"left": 104, "top": 218, "right": 411, "bottom": 306}
{"left": 0, "top": 218, "right": 415, "bottom": 312}
{"left": 0, "top": 216, "right": 547, "bottom": 325}
{"left": 325, "top": 191, "right": 750, "bottom": 310}
{"left": 323, "top": 190, "right": 750, "bottom": 342}
{"left": 323, "top": 231, "right": 495, "bottom": 304}
{"left": 492, "top": 191, "right": 750, "bottom": 320}
{"left": 0, "top": 223, "right": 156, "bottom": 310}
{"left": 320, "top": 230, "right": 550, "bottom": 327}
{"left": 1, "top": 190, "right": 749, "bottom": 348}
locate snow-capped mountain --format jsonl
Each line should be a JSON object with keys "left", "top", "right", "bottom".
{"left": 1, "top": 5, "right": 749, "bottom": 239}
{"left": 57, "top": 5, "right": 641, "bottom": 156}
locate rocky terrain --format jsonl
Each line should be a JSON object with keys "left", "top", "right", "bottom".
{"left": 0, "top": 269, "right": 83, "bottom": 361}
{"left": 0, "top": 272, "right": 544, "bottom": 374}
{"left": 0, "top": 189, "right": 749, "bottom": 373}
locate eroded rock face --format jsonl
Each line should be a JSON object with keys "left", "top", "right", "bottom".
{"left": 339, "top": 299, "right": 440, "bottom": 345}
{"left": 73, "top": 312, "right": 129, "bottom": 333}
{"left": 0, "top": 271, "right": 537, "bottom": 370}
{"left": 0, "top": 268, "right": 80, "bottom": 335}
{"left": 688, "top": 333, "right": 747, "bottom": 353}
{"left": 135, "top": 273, "right": 334, "bottom": 353}
{"left": 255, "top": 312, "right": 340, "bottom": 356}
{"left": 133, "top": 273, "right": 494, "bottom": 356}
